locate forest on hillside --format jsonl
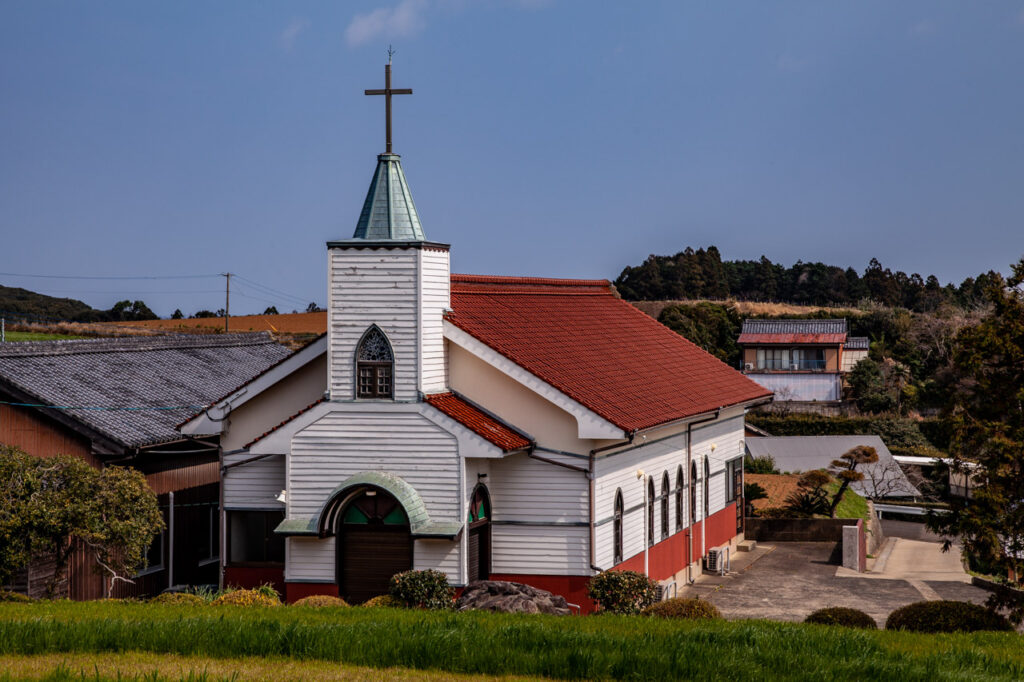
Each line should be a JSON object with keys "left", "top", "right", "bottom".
{"left": 614, "top": 246, "right": 999, "bottom": 311}
{"left": 0, "top": 285, "right": 157, "bottom": 323}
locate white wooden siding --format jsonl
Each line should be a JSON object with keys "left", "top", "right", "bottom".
{"left": 488, "top": 452, "right": 588, "bottom": 523}
{"left": 691, "top": 414, "right": 745, "bottom": 519}
{"left": 289, "top": 408, "right": 460, "bottom": 523}
{"left": 415, "top": 539, "right": 460, "bottom": 577}
{"left": 286, "top": 536, "right": 335, "bottom": 583}
{"left": 418, "top": 248, "right": 449, "bottom": 393}
{"left": 223, "top": 452, "right": 285, "bottom": 510}
{"left": 329, "top": 248, "right": 419, "bottom": 401}
{"left": 492, "top": 526, "right": 589, "bottom": 575}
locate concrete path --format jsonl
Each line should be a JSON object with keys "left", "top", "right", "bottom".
{"left": 837, "top": 537, "right": 971, "bottom": 584}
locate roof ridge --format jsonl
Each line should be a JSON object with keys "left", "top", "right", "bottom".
{"left": 0, "top": 332, "right": 277, "bottom": 358}
{"left": 451, "top": 274, "right": 610, "bottom": 288}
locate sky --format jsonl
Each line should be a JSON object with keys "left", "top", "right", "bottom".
{"left": 2, "top": 1, "right": 1024, "bottom": 317}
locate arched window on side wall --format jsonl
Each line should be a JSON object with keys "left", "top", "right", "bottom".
{"left": 613, "top": 489, "right": 623, "bottom": 565}
{"left": 356, "top": 326, "right": 394, "bottom": 399}
{"left": 703, "top": 458, "right": 710, "bottom": 519}
{"left": 647, "top": 477, "right": 655, "bottom": 547}
{"left": 690, "top": 461, "right": 698, "bottom": 522}
{"left": 675, "top": 465, "right": 684, "bottom": 532}
{"left": 661, "top": 472, "right": 670, "bottom": 540}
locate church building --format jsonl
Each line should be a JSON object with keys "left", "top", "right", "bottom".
{"left": 179, "top": 64, "right": 771, "bottom": 611}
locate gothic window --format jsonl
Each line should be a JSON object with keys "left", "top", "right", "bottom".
{"left": 690, "top": 461, "right": 698, "bottom": 522}
{"left": 356, "top": 326, "right": 394, "bottom": 399}
{"left": 613, "top": 489, "right": 623, "bottom": 565}
{"left": 675, "top": 466, "right": 684, "bottom": 532}
{"left": 647, "top": 477, "right": 655, "bottom": 547}
{"left": 703, "top": 458, "right": 711, "bottom": 519}
{"left": 661, "top": 472, "right": 670, "bottom": 540}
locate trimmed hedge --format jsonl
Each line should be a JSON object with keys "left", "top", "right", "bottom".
{"left": 746, "top": 414, "right": 931, "bottom": 448}
{"left": 805, "top": 607, "right": 877, "bottom": 629}
{"left": 885, "top": 600, "right": 1012, "bottom": 633}
{"left": 362, "top": 594, "right": 404, "bottom": 608}
{"left": 389, "top": 570, "right": 454, "bottom": 610}
{"left": 643, "top": 597, "right": 721, "bottom": 620}
{"left": 587, "top": 570, "right": 659, "bottom": 615}
{"left": 293, "top": 595, "right": 350, "bottom": 608}
{"left": 212, "top": 588, "right": 281, "bottom": 608}
{"left": 0, "top": 590, "right": 31, "bottom": 603}
{"left": 150, "top": 592, "right": 205, "bottom": 606}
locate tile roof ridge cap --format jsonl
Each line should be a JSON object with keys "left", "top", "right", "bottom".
{"left": 451, "top": 273, "right": 610, "bottom": 287}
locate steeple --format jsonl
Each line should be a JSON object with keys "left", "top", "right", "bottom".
{"left": 352, "top": 56, "right": 423, "bottom": 241}
{"left": 352, "top": 154, "right": 424, "bottom": 240}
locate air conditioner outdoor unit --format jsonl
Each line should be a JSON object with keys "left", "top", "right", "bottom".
{"left": 705, "top": 547, "right": 728, "bottom": 574}
{"left": 790, "top": 363, "right": 800, "bottom": 370}
{"left": 656, "top": 580, "right": 677, "bottom": 601}
{"left": 743, "top": 363, "right": 754, "bottom": 371}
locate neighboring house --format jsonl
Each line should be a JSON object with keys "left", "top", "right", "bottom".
{"left": 745, "top": 435, "right": 920, "bottom": 499}
{"left": 737, "top": 319, "right": 869, "bottom": 402}
{"left": 178, "top": 148, "right": 772, "bottom": 611}
{"left": 0, "top": 333, "right": 290, "bottom": 599}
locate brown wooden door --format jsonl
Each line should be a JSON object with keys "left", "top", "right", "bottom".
{"left": 467, "top": 524, "right": 490, "bottom": 583}
{"left": 339, "top": 525, "right": 412, "bottom": 604}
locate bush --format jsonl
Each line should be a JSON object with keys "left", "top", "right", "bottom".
{"left": 389, "top": 570, "right": 454, "bottom": 610}
{"left": 212, "top": 588, "right": 281, "bottom": 607}
{"left": 0, "top": 590, "right": 31, "bottom": 603}
{"left": 362, "top": 594, "right": 404, "bottom": 608}
{"left": 293, "top": 595, "right": 350, "bottom": 608}
{"left": 150, "top": 592, "right": 205, "bottom": 606}
{"left": 805, "top": 607, "right": 877, "bottom": 629}
{"left": 586, "top": 570, "right": 659, "bottom": 615}
{"left": 745, "top": 455, "right": 778, "bottom": 475}
{"left": 885, "top": 600, "right": 1012, "bottom": 633}
{"left": 643, "top": 597, "right": 721, "bottom": 620}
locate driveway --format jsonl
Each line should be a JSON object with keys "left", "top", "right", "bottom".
{"left": 679, "top": 541, "right": 991, "bottom": 626}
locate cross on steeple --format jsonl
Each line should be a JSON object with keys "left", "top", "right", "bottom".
{"left": 364, "top": 48, "right": 412, "bottom": 154}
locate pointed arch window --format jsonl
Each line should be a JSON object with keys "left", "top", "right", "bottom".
{"left": 661, "top": 472, "right": 670, "bottom": 540}
{"left": 703, "top": 458, "right": 711, "bottom": 519}
{"left": 675, "top": 466, "right": 684, "bottom": 532}
{"left": 647, "top": 477, "right": 656, "bottom": 547}
{"left": 613, "top": 489, "right": 623, "bottom": 565}
{"left": 690, "top": 461, "right": 698, "bottom": 522}
{"left": 356, "top": 326, "right": 394, "bottom": 399}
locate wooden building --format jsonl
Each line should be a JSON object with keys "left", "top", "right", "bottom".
{"left": 0, "top": 333, "right": 290, "bottom": 599}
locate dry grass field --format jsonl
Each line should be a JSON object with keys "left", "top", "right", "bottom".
{"left": 629, "top": 299, "right": 862, "bottom": 319}
{"left": 108, "top": 311, "right": 327, "bottom": 335}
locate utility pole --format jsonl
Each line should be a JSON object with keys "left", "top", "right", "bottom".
{"left": 221, "top": 273, "right": 232, "bottom": 332}
{"left": 1, "top": 318, "right": 5, "bottom": 343}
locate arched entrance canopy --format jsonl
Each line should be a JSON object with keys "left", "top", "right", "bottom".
{"left": 273, "top": 471, "right": 462, "bottom": 539}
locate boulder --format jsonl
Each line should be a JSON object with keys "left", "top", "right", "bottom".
{"left": 456, "top": 580, "right": 571, "bottom": 615}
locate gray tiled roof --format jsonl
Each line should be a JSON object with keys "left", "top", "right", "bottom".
{"left": 741, "top": 319, "right": 847, "bottom": 335}
{"left": 845, "top": 336, "right": 869, "bottom": 350}
{"left": 0, "top": 333, "right": 291, "bottom": 449}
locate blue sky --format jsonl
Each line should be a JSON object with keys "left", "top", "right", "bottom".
{"left": 2, "top": 1, "right": 1023, "bottom": 317}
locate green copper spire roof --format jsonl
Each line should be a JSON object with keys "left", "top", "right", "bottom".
{"left": 352, "top": 153, "right": 425, "bottom": 240}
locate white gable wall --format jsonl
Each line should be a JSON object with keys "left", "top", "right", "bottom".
{"left": 419, "top": 248, "right": 450, "bottom": 393}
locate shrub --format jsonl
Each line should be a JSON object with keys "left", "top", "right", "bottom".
{"left": 805, "top": 607, "right": 877, "bottom": 629}
{"left": 362, "top": 594, "right": 404, "bottom": 608}
{"left": 389, "top": 570, "right": 455, "bottom": 610}
{"left": 643, "top": 597, "right": 721, "bottom": 620}
{"left": 0, "top": 590, "right": 31, "bottom": 603}
{"left": 150, "top": 592, "right": 205, "bottom": 606}
{"left": 586, "top": 570, "right": 659, "bottom": 615}
{"left": 212, "top": 588, "right": 281, "bottom": 607}
{"left": 745, "top": 455, "right": 778, "bottom": 475}
{"left": 885, "top": 600, "right": 1012, "bottom": 633}
{"left": 293, "top": 595, "right": 350, "bottom": 608}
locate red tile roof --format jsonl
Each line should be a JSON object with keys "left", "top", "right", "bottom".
{"left": 424, "top": 392, "right": 531, "bottom": 452}
{"left": 447, "top": 275, "right": 772, "bottom": 433}
{"left": 737, "top": 333, "right": 847, "bottom": 345}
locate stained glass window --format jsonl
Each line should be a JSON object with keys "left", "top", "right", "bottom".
{"left": 468, "top": 485, "right": 490, "bottom": 525}
{"left": 341, "top": 488, "right": 408, "bottom": 526}
{"left": 356, "top": 326, "right": 394, "bottom": 399}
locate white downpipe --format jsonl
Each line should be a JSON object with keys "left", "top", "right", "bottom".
{"left": 639, "top": 470, "right": 649, "bottom": 577}
{"left": 168, "top": 491, "right": 175, "bottom": 589}
{"left": 700, "top": 470, "right": 706, "bottom": 564}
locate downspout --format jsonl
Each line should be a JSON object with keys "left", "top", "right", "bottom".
{"left": 686, "top": 410, "right": 720, "bottom": 583}
{"left": 218, "top": 443, "right": 225, "bottom": 591}
{"left": 168, "top": 490, "right": 175, "bottom": 590}
{"left": 589, "top": 434, "right": 634, "bottom": 573}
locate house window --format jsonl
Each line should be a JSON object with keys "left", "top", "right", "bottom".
{"left": 198, "top": 504, "right": 219, "bottom": 566}
{"left": 138, "top": 531, "right": 165, "bottom": 576}
{"left": 647, "top": 478, "right": 655, "bottom": 547}
{"left": 675, "top": 466, "right": 684, "bottom": 531}
{"left": 356, "top": 326, "right": 394, "bottom": 399}
{"left": 661, "top": 472, "right": 670, "bottom": 540}
{"left": 756, "top": 348, "right": 790, "bottom": 370}
{"left": 725, "top": 459, "right": 740, "bottom": 503}
{"left": 613, "top": 489, "right": 623, "bottom": 565}
{"left": 690, "top": 461, "right": 698, "bottom": 521}
{"left": 792, "top": 348, "right": 826, "bottom": 370}
{"left": 228, "top": 511, "right": 285, "bottom": 564}
{"left": 703, "top": 459, "right": 710, "bottom": 519}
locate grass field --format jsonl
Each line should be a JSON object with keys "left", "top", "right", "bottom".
{"left": 0, "top": 601, "right": 1020, "bottom": 681}
{"left": 1, "top": 331, "right": 87, "bottom": 342}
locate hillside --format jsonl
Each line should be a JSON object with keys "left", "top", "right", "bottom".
{"left": 0, "top": 284, "right": 98, "bottom": 322}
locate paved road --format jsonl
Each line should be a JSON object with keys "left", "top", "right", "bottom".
{"left": 680, "top": 541, "right": 990, "bottom": 626}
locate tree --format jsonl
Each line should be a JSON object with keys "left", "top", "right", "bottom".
{"left": 262, "top": 306, "right": 279, "bottom": 315}
{"left": 170, "top": 309, "right": 184, "bottom": 319}
{"left": 658, "top": 302, "right": 742, "bottom": 366}
{"left": 0, "top": 447, "right": 164, "bottom": 598}
{"left": 107, "top": 300, "right": 157, "bottom": 321}
{"left": 192, "top": 310, "right": 217, "bottom": 318}
{"left": 928, "top": 259, "right": 1024, "bottom": 622}
{"left": 305, "top": 302, "right": 323, "bottom": 313}
{"left": 785, "top": 470, "right": 833, "bottom": 517}
{"left": 828, "top": 446, "right": 878, "bottom": 518}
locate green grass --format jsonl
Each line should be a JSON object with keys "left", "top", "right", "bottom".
{"left": 2, "top": 331, "right": 87, "bottom": 342}
{"left": 0, "top": 602, "right": 1021, "bottom": 681}
{"left": 829, "top": 482, "right": 870, "bottom": 521}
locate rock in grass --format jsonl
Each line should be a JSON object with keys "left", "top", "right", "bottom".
{"left": 456, "top": 580, "right": 571, "bottom": 615}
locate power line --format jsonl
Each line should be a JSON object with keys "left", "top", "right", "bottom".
{"left": 1, "top": 270, "right": 218, "bottom": 278}
{"left": 232, "top": 275, "right": 311, "bottom": 306}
